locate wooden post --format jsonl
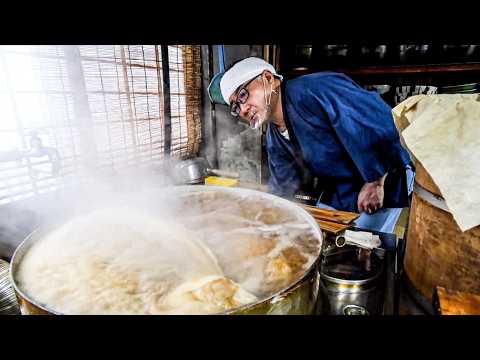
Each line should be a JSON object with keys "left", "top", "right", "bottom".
{"left": 63, "top": 45, "right": 97, "bottom": 171}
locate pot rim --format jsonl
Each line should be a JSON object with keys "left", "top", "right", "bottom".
{"left": 10, "top": 185, "right": 323, "bottom": 315}
{"left": 320, "top": 264, "right": 383, "bottom": 287}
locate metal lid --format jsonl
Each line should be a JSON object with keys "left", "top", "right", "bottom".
{"left": 320, "top": 246, "right": 383, "bottom": 286}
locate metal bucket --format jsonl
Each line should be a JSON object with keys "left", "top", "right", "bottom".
{"left": 10, "top": 185, "right": 323, "bottom": 315}
{"left": 318, "top": 246, "right": 384, "bottom": 315}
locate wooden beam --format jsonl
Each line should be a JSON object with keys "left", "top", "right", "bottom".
{"left": 284, "top": 62, "right": 480, "bottom": 77}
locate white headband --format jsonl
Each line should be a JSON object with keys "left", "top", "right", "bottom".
{"left": 219, "top": 57, "right": 283, "bottom": 105}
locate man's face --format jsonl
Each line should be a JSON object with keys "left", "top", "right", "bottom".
{"left": 229, "top": 73, "right": 271, "bottom": 129}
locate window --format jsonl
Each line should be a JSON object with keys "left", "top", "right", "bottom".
{"left": 0, "top": 45, "right": 202, "bottom": 205}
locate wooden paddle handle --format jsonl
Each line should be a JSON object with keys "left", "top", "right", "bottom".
{"left": 302, "top": 205, "right": 360, "bottom": 225}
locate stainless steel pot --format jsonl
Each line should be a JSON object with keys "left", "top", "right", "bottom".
{"left": 10, "top": 185, "right": 323, "bottom": 315}
{"left": 174, "top": 158, "right": 239, "bottom": 184}
{"left": 318, "top": 246, "right": 384, "bottom": 315}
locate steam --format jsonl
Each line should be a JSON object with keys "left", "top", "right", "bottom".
{"left": 0, "top": 154, "right": 185, "bottom": 261}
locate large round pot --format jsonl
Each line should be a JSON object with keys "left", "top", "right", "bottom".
{"left": 10, "top": 185, "right": 323, "bottom": 315}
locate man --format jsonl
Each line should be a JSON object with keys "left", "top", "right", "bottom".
{"left": 208, "top": 57, "right": 414, "bottom": 233}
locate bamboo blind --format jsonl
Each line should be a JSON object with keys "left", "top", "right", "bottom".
{"left": 0, "top": 45, "right": 203, "bottom": 205}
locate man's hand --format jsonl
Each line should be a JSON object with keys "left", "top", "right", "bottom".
{"left": 357, "top": 174, "right": 387, "bottom": 214}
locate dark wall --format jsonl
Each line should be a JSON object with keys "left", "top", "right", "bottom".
{"left": 199, "top": 45, "right": 265, "bottom": 183}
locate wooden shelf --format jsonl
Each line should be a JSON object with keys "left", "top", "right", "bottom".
{"left": 284, "top": 63, "right": 480, "bottom": 77}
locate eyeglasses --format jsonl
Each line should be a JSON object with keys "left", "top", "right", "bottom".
{"left": 230, "top": 76, "right": 258, "bottom": 117}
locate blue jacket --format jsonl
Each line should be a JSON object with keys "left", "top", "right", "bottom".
{"left": 266, "top": 72, "right": 412, "bottom": 212}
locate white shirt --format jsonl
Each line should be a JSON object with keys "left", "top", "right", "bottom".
{"left": 280, "top": 128, "right": 290, "bottom": 141}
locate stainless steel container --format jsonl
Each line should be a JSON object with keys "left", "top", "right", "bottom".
{"left": 173, "top": 158, "right": 239, "bottom": 185}
{"left": 318, "top": 246, "right": 384, "bottom": 315}
{"left": 10, "top": 185, "right": 323, "bottom": 315}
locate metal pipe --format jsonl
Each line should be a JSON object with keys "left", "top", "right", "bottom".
{"left": 217, "top": 45, "right": 225, "bottom": 72}
{"left": 208, "top": 45, "right": 218, "bottom": 168}
{"left": 161, "top": 45, "right": 171, "bottom": 156}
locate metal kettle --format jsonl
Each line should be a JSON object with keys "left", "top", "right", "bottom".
{"left": 173, "top": 157, "right": 240, "bottom": 185}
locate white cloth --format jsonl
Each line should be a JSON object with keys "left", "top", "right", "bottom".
{"left": 392, "top": 94, "right": 480, "bottom": 232}
{"left": 220, "top": 57, "right": 283, "bottom": 105}
{"left": 280, "top": 128, "right": 290, "bottom": 141}
{"left": 336, "top": 230, "right": 381, "bottom": 250}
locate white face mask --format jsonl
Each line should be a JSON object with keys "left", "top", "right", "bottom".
{"left": 250, "top": 120, "right": 262, "bottom": 130}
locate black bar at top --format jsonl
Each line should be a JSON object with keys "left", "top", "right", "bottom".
{"left": 161, "top": 45, "right": 171, "bottom": 155}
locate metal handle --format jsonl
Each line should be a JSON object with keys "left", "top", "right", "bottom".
{"left": 343, "top": 305, "right": 369, "bottom": 315}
